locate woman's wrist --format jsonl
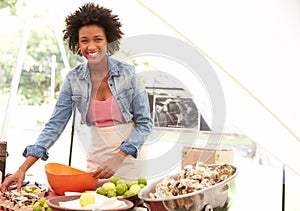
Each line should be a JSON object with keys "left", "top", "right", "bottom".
{"left": 18, "top": 156, "right": 39, "bottom": 172}
{"left": 118, "top": 150, "right": 128, "bottom": 158}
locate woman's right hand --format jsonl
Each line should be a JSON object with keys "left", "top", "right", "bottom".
{"left": 0, "top": 169, "right": 26, "bottom": 194}
{"left": 0, "top": 156, "right": 38, "bottom": 194}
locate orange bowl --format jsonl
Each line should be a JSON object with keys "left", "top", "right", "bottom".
{"left": 45, "top": 163, "right": 98, "bottom": 196}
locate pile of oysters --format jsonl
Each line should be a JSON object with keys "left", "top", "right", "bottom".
{"left": 149, "top": 162, "right": 236, "bottom": 210}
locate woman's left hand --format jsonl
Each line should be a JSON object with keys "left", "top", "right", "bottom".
{"left": 93, "top": 151, "right": 127, "bottom": 179}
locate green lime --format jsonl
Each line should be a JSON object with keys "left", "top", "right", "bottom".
{"left": 102, "top": 182, "right": 116, "bottom": 192}
{"left": 38, "top": 197, "right": 46, "bottom": 206}
{"left": 43, "top": 202, "right": 49, "bottom": 208}
{"left": 129, "top": 184, "right": 141, "bottom": 195}
{"left": 107, "top": 190, "right": 117, "bottom": 197}
{"left": 116, "top": 183, "right": 128, "bottom": 195}
{"left": 46, "top": 208, "right": 52, "bottom": 211}
{"left": 96, "top": 187, "right": 107, "bottom": 195}
{"left": 33, "top": 205, "right": 43, "bottom": 211}
{"left": 127, "top": 180, "right": 137, "bottom": 188}
{"left": 25, "top": 188, "right": 33, "bottom": 193}
{"left": 110, "top": 175, "right": 120, "bottom": 185}
{"left": 138, "top": 177, "right": 147, "bottom": 185}
{"left": 139, "top": 184, "right": 146, "bottom": 189}
{"left": 30, "top": 186, "right": 38, "bottom": 191}
{"left": 79, "top": 192, "right": 96, "bottom": 207}
{"left": 123, "top": 190, "right": 135, "bottom": 198}
{"left": 116, "top": 179, "right": 126, "bottom": 185}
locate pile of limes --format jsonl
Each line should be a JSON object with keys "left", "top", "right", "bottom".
{"left": 33, "top": 197, "right": 52, "bottom": 211}
{"left": 95, "top": 176, "right": 147, "bottom": 198}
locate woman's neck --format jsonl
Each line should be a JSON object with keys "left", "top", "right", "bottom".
{"left": 88, "top": 57, "right": 108, "bottom": 78}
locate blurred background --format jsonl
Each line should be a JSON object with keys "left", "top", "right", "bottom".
{"left": 0, "top": 0, "right": 300, "bottom": 210}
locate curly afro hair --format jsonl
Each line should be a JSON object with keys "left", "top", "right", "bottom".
{"left": 63, "top": 2, "right": 123, "bottom": 55}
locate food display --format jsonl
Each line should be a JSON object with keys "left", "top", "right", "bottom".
{"left": 139, "top": 162, "right": 238, "bottom": 211}
{"left": 0, "top": 175, "right": 147, "bottom": 211}
{"left": 0, "top": 185, "right": 50, "bottom": 211}
{"left": 94, "top": 176, "right": 147, "bottom": 206}
{"left": 95, "top": 176, "right": 147, "bottom": 199}
{"left": 47, "top": 176, "right": 148, "bottom": 210}
{"left": 150, "top": 162, "right": 235, "bottom": 199}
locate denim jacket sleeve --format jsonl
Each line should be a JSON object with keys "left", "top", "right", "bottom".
{"left": 22, "top": 72, "right": 74, "bottom": 160}
{"left": 119, "top": 89, "right": 153, "bottom": 158}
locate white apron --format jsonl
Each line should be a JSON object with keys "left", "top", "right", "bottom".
{"left": 86, "top": 122, "right": 147, "bottom": 180}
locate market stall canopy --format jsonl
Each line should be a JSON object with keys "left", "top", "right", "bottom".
{"left": 101, "top": 0, "right": 300, "bottom": 175}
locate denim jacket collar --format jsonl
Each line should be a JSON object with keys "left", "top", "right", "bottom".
{"left": 78, "top": 61, "right": 89, "bottom": 80}
{"left": 108, "top": 56, "right": 121, "bottom": 77}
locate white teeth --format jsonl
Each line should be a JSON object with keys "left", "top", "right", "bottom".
{"left": 89, "top": 51, "right": 99, "bottom": 57}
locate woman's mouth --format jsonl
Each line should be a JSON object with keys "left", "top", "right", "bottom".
{"left": 88, "top": 51, "right": 100, "bottom": 58}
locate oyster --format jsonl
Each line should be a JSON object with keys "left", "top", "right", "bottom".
{"left": 0, "top": 191, "right": 39, "bottom": 210}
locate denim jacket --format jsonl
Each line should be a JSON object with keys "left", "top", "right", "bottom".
{"left": 23, "top": 56, "right": 153, "bottom": 159}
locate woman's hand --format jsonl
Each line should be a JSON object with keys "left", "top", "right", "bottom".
{"left": 93, "top": 151, "right": 127, "bottom": 179}
{"left": 0, "top": 156, "right": 38, "bottom": 194}
{"left": 0, "top": 169, "right": 26, "bottom": 194}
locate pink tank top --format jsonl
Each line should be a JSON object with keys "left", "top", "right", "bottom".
{"left": 87, "top": 96, "right": 125, "bottom": 127}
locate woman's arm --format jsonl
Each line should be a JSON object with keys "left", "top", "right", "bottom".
{"left": 24, "top": 74, "right": 74, "bottom": 160}
{"left": 1, "top": 73, "right": 75, "bottom": 193}
{"left": 0, "top": 156, "right": 39, "bottom": 193}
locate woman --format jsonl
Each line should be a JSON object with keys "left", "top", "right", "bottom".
{"left": 0, "top": 2, "right": 152, "bottom": 193}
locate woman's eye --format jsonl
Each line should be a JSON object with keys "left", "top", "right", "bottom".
{"left": 96, "top": 38, "right": 103, "bottom": 42}
{"left": 80, "top": 40, "right": 88, "bottom": 44}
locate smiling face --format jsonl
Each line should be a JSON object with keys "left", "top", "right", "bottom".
{"left": 78, "top": 24, "right": 108, "bottom": 63}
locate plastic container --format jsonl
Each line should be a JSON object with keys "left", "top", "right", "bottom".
{"left": 45, "top": 163, "right": 98, "bottom": 196}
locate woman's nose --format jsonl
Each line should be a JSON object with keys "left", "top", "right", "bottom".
{"left": 87, "top": 42, "right": 97, "bottom": 51}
